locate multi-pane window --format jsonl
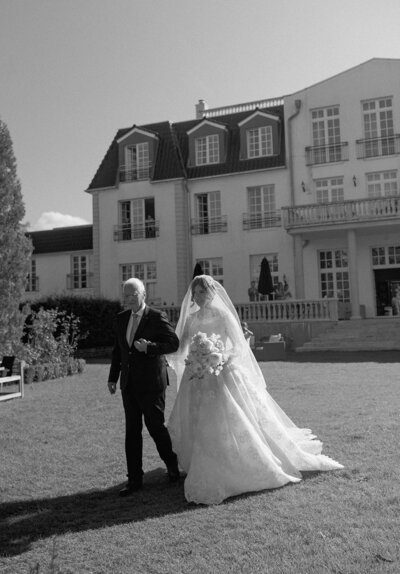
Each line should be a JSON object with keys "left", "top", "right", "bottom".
{"left": 121, "top": 262, "right": 157, "bottom": 302}
{"left": 315, "top": 177, "right": 344, "bottom": 203}
{"left": 311, "top": 106, "right": 341, "bottom": 163}
{"left": 194, "top": 191, "right": 223, "bottom": 234}
{"left": 196, "top": 258, "right": 224, "bottom": 285}
{"left": 247, "top": 126, "right": 273, "bottom": 158}
{"left": 250, "top": 254, "right": 279, "bottom": 289}
{"left": 72, "top": 256, "right": 88, "bottom": 289}
{"left": 119, "top": 198, "right": 155, "bottom": 240}
{"left": 362, "top": 97, "right": 394, "bottom": 156}
{"left": 372, "top": 245, "right": 400, "bottom": 266}
{"left": 319, "top": 250, "right": 349, "bottom": 302}
{"left": 26, "top": 259, "right": 38, "bottom": 292}
{"left": 246, "top": 185, "right": 278, "bottom": 228}
{"left": 366, "top": 171, "right": 398, "bottom": 198}
{"left": 125, "top": 142, "right": 150, "bottom": 180}
{"left": 195, "top": 135, "right": 220, "bottom": 165}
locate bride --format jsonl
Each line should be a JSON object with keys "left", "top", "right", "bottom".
{"left": 168, "top": 275, "right": 343, "bottom": 505}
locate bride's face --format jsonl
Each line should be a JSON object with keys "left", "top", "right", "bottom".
{"left": 192, "top": 285, "right": 214, "bottom": 308}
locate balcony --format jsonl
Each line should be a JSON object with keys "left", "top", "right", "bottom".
{"left": 282, "top": 196, "right": 400, "bottom": 230}
{"left": 243, "top": 212, "right": 281, "bottom": 231}
{"left": 66, "top": 273, "right": 94, "bottom": 290}
{"left": 305, "top": 142, "right": 349, "bottom": 166}
{"left": 356, "top": 134, "right": 400, "bottom": 159}
{"left": 119, "top": 163, "right": 152, "bottom": 182}
{"left": 191, "top": 215, "right": 227, "bottom": 235}
{"left": 114, "top": 221, "right": 159, "bottom": 241}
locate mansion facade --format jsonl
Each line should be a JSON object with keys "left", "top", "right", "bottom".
{"left": 26, "top": 59, "right": 400, "bottom": 319}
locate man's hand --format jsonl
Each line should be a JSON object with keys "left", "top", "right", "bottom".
{"left": 108, "top": 381, "right": 117, "bottom": 395}
{"left": 134, "top": 338, "right": 148, "bottom": 353}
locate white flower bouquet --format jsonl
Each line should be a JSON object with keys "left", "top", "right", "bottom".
{"left": 185, "top": 332, "right": 226, "bottom": 380}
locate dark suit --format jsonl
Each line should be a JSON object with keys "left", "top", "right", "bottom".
{"left": 108, "top": 305, "right": 179, "bottom": 482}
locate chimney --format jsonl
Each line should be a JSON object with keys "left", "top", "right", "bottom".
{"left": 195, "top": 99, "right": 208, "bottom": 119}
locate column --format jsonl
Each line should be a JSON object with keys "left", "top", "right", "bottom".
{"left": 347, "top": 228, "right": 361, "bottom": 320}
{"left": 293, "top": 234, "right": 305, "bottom": 299}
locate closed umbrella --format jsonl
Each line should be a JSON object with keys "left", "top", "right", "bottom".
{"left": 257, "top": 257, "right": 274, "bottom": 300}
{"left": 192, "top": 262, "right": 204, "bottom": 279}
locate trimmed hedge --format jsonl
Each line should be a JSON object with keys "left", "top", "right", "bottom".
{"left": 24, "top": 358, "right": 86, "bottom": 383}
{"left": 26, "top": 296, "right": 122, "bottom": 349}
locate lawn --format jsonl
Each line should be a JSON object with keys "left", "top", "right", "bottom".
{"left": 0, "top": 355, "right": 399, "bottom": 574}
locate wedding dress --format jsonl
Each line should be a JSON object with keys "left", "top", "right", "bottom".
{"left": 168, "top": 276, "right": 343, "bottom": 505}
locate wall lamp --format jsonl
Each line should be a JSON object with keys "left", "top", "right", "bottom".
{"left": 353, "top": 175, "right": 357, "bottom": 187}
{"left": 301, "top": 181, "right": 306, "bottom": 192}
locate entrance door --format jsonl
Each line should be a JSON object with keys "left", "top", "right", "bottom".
{"left": 374, "top": 268, "right": 400, "bottom": 315}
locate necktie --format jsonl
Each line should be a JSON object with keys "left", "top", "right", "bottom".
{"left": 128, "top": 312, "right": 139, "bottom": 346}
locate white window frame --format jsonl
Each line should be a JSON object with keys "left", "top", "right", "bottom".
{"left": 247, "top": 185, "right": 277, "bottom": 228}
{"left": 125, "top": 142, "right": 150, "bottom": 180}
{"left": 195, "top": 134, "right": 220, "bottom": 165}
{"left": 366, "top": 170, "right": 398, "bottom": 198}
{"left": 26, "top": 259, "right": 38, "bottom": 292}
{"left": 319, "top": 250, "right": 350, "bottom": 302}
{"left": 362, "top": 97, "right": 394, "bottom": 157}
{"left": 371, "top": 245, "right": 400, "bottom": 267}
{"left": 121, "top": 262, "right": 157, "bottom": 302}
{"left": 315, "top": 177, "right": 344, "bottom": 203}
{"left": 71, "top": 255, "right": 89, "bottom": 289}
{"left": 196, "top": 258, "right": 224, "bottom": 285}
{"left": 119, "top": 198, "right": 155, "bottom": 240}
{"left": 311, "top": 106, "right": 341, "bottom": 163}
{"left": 247, "top": 126, "right": 273, "bottom": 158}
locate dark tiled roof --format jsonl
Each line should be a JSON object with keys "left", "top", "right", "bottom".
{"left": 27, "top": 225, "right": 93, "bottom": 254}
{"left": 87, "top": 107, "right": 285, "bottom": 191}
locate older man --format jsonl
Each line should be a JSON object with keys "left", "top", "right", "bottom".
{"left": 108, "top": 278, "right": 180, "bottom": 496}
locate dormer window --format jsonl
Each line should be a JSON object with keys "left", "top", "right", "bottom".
{"left": 238, "top": 110, "right": 280, "bottom": 160}
{"left": 187, "top": 119, "right": 227, "bottom": 167}
{"left": 195, "top": 134, "right": 220, "bottom": 165}
{"left": 247, "top": 126, "right": 273, "bottom": 158}
{"left": 117, "top": 127, "right": 159, "bottom": 182}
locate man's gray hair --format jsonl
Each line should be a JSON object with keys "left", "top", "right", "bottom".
{"left": 123, "top": 277, "right": 146, "bottom": 293}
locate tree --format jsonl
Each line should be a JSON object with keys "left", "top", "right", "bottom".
{"left": 0, "top": 118, "right": 32, "bottom": 356}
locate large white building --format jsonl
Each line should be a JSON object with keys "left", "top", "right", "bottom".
{"left": 27, "top": 59, "right": 400, "bottom": 319}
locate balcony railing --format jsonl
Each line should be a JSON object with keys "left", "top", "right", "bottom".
{"left": 119, "top": 163, "right": 152, "bottom": 182}
{"left": 243, "top": 212, "right": 281, "bottom": 230}
{"left": 191, "top": 215, "right": 227, "bottom": 235}
{"left": 25, "top": 276, "right": 39, "bottom": 292}
{"left": 66, "top": 273, "right": 94, "bottom": 290}
{"left": 114, "top": 221, "right": 159, "bottom": 241}
{"left": 282, "top": 196, "right": 400, "bottom": 230}
{"left": 161, "top": 299, "right": 338, "bottom": 324}
{"left": 356, "top": 134, "right": 400, "bottom": 159}
{"left": 305, "top": 142, "right": 349, "bottom": 165}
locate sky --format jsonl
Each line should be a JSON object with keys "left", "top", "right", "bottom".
{"left": 1, "top": 0, "right": 400, "bottom": 231}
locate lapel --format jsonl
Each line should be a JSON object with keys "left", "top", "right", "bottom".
{"left": 134, "top": 305, "right": 150, "bottom": 341}
{"left": 121, "top": 310, "right": 132, "bottom": 348}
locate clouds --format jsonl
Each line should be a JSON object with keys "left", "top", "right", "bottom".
{"left": 28, "top": 211, "right": 90, "bottom": 231}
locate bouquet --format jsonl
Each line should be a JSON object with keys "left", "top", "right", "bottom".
{"left": 185, "top": 332, "right": 226, "bottom": 380}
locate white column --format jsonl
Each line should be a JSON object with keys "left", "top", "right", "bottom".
{"left": 347, "top": 229, "right": 361, "bottom": 320}
{"left": 293, "top": 234, "right": 305, "bottom": 299}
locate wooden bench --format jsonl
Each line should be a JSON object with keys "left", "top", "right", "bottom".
{"left": 0, "top": 359, "right": 25, "bottom": 402}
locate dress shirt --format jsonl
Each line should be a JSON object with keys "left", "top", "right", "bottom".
{"left": 126, "top": 304, "right": 145, "bottom": 345}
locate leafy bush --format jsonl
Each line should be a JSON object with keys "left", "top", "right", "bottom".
{"left": 26, "top": 295, "right": 122, "bottom": 349}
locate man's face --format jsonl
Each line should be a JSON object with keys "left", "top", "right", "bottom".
{"left": 123, "top": 282, "right": 146, "bottom": 312}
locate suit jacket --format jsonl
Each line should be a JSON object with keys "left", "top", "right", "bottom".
{"left": 108, "top": 305, "right": 179, "bottom": 393}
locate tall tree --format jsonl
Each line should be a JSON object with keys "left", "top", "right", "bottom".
{"left": 0, "top": 118, "right": 32, "bottom": 356}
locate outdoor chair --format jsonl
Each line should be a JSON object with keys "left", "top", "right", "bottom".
{"left": 1, "top": 356, "right": 15, "bottom": 377}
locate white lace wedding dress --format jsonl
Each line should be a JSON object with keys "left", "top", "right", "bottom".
{"left": 168, "top": 310, "right": 343, "bottom": 505}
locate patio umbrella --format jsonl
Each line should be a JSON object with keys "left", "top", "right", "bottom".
{"left": 257, "top": 257, "right": 274, "bottom": 300}
{"left": 192, "top": 262, "right": 204, "bottom": 279}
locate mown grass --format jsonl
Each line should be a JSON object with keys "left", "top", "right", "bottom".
{"left": 0, "top": 356, "right": 399, "bottom": 574}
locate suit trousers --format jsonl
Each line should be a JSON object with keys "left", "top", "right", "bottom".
{"left": 121, "top": 386, "right": 177, "bottom": 480}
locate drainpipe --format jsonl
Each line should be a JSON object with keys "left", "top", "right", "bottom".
{"left": 286, "top": 99, "right": 303, "bottom": 298}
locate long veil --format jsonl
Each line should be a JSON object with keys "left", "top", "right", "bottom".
{"left": 168, "top": 275, "right": 268, "bottom": 392}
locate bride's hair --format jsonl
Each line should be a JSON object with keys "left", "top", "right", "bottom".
{"left": 190, "top": 275, "right": 217, "bottom": 302}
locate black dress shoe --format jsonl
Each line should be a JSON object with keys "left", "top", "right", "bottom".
{"left": 119, "top": 481, "right": 143, "bottom": 497}
{"left": 166, "top": 464, "right": 180, "bottom": 483}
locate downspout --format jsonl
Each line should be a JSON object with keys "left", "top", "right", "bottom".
{"left": 287, "top": 99, "right": 302, "bottom": 206}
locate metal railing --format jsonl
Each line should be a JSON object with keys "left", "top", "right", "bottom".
{"left": 204, "top": 97, "right": 284, "bottom": 118}
{"left": 356, "top": 134, "right": 400, "bottom": 159}
{"left": 243, "top": 212, "right": 281, "bottom": 230}
{"left": 119, "top": 163, "right": 152, "bottom": 182}
{"left": 114, "top": 221, "right": 159, "bottom": 241}
{"left": 161, "top": 299, "right": 338, "bottom": 324}
{"left": 305, "top": 142, "right": 349, "bottom": 165}
{"left": 191, "top": 215, "right": 227, "bottom": 235}
{"left": 66, "top": 273, "right": 94, "bottom": 290}
{"left": 282, "top": 196, "right": 400, "bottom": 230}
